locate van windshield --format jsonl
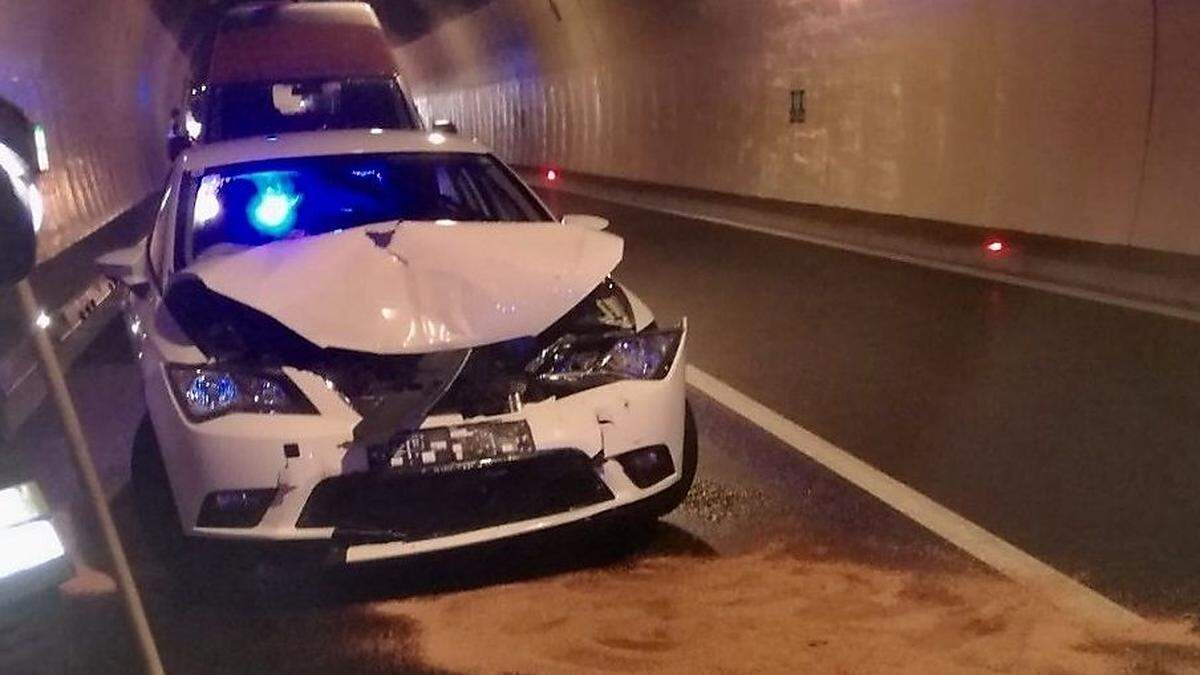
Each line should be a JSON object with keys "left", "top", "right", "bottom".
{"left": 202, "top": 77, "right": 418, "bottom": 143}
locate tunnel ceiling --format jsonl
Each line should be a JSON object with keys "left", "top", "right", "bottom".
{"left": 159, "top": 0, "right": 496, "bottom": 44}
{"left": 368, "top": 0, "right": 495, "bottom": 43}
{"left": 156, "top": 0, "right": 494, "bottom": 79}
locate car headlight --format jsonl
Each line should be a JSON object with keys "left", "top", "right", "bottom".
{"left": 528, "top": 328, "right": 683, "bottom": 393}
{"left": 167, "top": 364, "right": 318, "bottom": 422}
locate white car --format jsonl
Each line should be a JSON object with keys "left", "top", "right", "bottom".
{"left": 101, "top": 129, "right": 695, "bottom": 565}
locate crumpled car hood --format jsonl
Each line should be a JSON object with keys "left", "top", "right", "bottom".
{"left": 180, "top": 222, "right": 623, "bottom": 354}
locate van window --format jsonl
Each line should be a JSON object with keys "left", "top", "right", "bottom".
{"left": 203, "top": 77, "right": 417, "bottom": 142}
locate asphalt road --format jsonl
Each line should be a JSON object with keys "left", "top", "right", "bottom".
{"left": 537, "top": 188, "right": 1200, "bottom": 616}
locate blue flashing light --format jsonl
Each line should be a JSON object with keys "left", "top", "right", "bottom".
{"left": 251, "top": 191, "right": 298, "bottom": 233}
{"left": 246, "top": 172, "right": 301, "bottom": 237}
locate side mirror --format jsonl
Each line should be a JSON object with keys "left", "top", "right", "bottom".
{"left": 562, "top": 214, "right": 609, "bottom": 231}
{"left": 97, "top": 243, "right": 150, "bottom": 293}
{"left": 431, "top": 119, "right": 458, "bottom": 134}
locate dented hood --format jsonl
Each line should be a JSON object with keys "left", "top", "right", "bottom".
{"left": 181, "top": 222, "right": 624, "bottom": 354}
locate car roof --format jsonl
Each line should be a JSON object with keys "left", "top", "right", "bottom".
{"left": 179, "top": 129, "right": 490, "bottom": 173}
{"left": 208, "top": 2, "right": 395, "bottom": 85}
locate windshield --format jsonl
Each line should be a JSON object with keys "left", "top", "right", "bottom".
{"left": 202, "top": 77, "right": 418, "bottom": 143}
{"left": 184, "top": 152, "right": 552, "bottom": 260}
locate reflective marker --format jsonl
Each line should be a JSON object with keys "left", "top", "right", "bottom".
{"left": 33, "top": 124, "right": 49, "bottom": 171}
{"left": 27, "top": 182, "right": 43, "bottom": 232}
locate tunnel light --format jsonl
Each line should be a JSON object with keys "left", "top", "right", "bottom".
{"left": 33, "top": 124, "right": 49, "bottom": 171}
{"left": 0, "top": 520, "right": 66, "bottom": 580}
{"left": 34, "top": 311, "right": 51, "bottom": 330}
{"left": 369, "top": 127, "right": 384, "bottom": 135}
{"left": 0, "top": 483, "right": 45, "bottom": 529}
{"left": 546, "top": 169, "right": 558, "bottom": 181}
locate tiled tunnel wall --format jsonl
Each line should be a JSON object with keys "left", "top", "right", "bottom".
{"left": 396, "top": 0, "right": 1200, "bottom": 256}
{"left": 0, "top": 0, "right": 189, "bottom": 261}
{"left": 5, "top": 1, "right": 1197, "bottom": 259}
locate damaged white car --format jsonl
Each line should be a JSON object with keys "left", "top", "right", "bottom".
{"left": 101, "top": 129, "right": 694, "bottom": 565}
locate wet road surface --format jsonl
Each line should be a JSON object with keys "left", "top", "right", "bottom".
{"left": 538, "top": 188, "right": 1200, "bottom": 616}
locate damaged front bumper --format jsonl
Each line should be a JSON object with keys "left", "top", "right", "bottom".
{"left": 162, "top": 326, "right": 689, "bottom": 563}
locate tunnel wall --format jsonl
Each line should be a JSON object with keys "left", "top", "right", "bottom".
{"left": 0, "top": 0, "right": 189, "bottom": 261}
{"left": 396, "top": 0, "right": 1199, "bottom": 256}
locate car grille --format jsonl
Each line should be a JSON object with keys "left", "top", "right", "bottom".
{"left": 296, "top": 449, "right": 614, "bottom": 543}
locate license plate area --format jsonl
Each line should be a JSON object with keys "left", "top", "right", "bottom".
{"left": 381, "top": 420, "right": 536, "bottom": 474}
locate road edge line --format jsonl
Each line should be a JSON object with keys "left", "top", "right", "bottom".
{"left": 685, "top": 365, "right": 1148, "bottom": 631}
{"left": 545, "top": 183, "right": 1200, "bottom": 325}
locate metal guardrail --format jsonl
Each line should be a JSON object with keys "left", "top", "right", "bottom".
{"left": 1, "top": 277, "right": 119, "bottom": 434}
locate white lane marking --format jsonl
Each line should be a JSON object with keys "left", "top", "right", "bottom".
{"left": 685, "top": 365, "right": 1148, "bottom": 630}
{"left": 544, "top": 182, "right": 1200, "bottom": 325}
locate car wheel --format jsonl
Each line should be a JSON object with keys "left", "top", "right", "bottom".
{"left": 635, "top": 401, "right": 698, "bottom": 519}
{"left": 130, "top": 414, "right": 186, "bottom": 561}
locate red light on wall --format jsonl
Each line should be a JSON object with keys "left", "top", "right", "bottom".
{"left": 546, "top": 169, "right": 558, "bottom": 181}
{"left": 984, "top": 238, "right": 1007, "bottom": 255}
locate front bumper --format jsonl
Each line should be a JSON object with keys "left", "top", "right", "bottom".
{"left": 157, "top": 328, "right": 688, "bottom": 563}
